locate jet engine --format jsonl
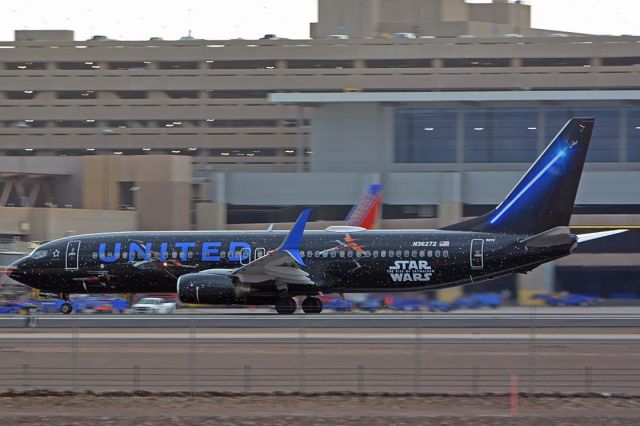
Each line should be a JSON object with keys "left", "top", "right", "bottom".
{"left": 177, "top": 272, "right": 237, "bottom": 304}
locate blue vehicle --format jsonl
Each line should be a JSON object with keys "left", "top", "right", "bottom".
{"left": 391, "top": 298, "right": 425, "bottom": 311}
{"left": 322, "top": 298, "right": 353, "bottom": 312}
{"left": 425, "top": 300, "right": 451, "bottom": 312}
{"left": 0, "top": 300, "right": 37, "bottom": 314}
{"left": 532, "top": 293, "right": 598, "bottom": 307}
{"left": 356, "top": 298, "right": 382, "bottom": 312}
{"left": 451, "top": 293, "right": 502, "bottom": 310}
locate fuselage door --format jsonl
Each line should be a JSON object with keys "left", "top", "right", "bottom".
{"left": 470, "top": 239, "right": 484, "bottom": 270}
{"left": 240, "top": 247, "right": 252, "bottom": 265}
{"left": 254, "top": 247, "right": 267, "bottom": 260}
{"left": 65, "top": 240, "right": 81, "bottom": 271}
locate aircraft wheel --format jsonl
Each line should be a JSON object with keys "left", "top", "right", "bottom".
{"left": 302, "top": 297, "right": 323, "bottom": 314}
{"left": 275, "top": 297, "right": 297, "bottom": 315}
{"left": 60, "top": 302, "right": 73, "bottom": 315}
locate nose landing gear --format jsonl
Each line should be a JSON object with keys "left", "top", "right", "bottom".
{"left": 59, "top": 294, "right": 73, "bottom": 315}
{"left": 60, "top": 302, "right": 73, "bottom": 315}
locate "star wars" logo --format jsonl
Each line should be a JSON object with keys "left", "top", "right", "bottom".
{"left": 388, "top": 260, "right": 433, "bottom": 282}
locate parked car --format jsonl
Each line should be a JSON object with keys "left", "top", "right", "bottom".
{"left": 131, "top": 297, "right": 176, "bottom": 314}
{"left": 322, "top": 297, "right": 353, "bottom": 312}
{"left": 532, "top": 293, "right": 598, "bottom": 307}
{"left": 425, "top": 300, "right": 451, "bottom": 312}
{"left": 0, "top": 300, "right": 37, "bottom": 314}
{"left": 450, "top": 293, "right": 502, "bottom": 310}
{"left": 392, "top": 32, "right": 417, "bottom": 39}
{"left": 390, "top": 298, "right": 424, "bottom": 311}
{"left": 356, "top": 298, "right": 382, "bottom": 312}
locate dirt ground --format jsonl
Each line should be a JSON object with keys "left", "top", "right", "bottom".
{"left": 1, "top": 394, "right": 639, "bottom": 425}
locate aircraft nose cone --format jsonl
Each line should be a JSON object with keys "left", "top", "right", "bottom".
{"left": 4, "top": 260, "right": 25, "bottom": 284}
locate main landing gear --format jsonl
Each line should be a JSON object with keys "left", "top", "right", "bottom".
{"left": 274, "top": 297, "right": 323, "bottom": 315}
{"left": 301, "top": 297, "right": 323, "bottom": 314}
{"left": 275, "top": 297, "right": 297, "bottom": 315}
{"left": 59, "top": 294, "right": 73, "bottom": 315}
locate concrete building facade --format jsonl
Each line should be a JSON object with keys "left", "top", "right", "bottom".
{"left": 0, "top": 0, "right": 637, "bottom": 301}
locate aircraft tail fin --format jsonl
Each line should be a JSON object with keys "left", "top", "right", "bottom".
{"left": 344, "top": 184, "right": 383, "bottom": 229}
{"left": 444, "top": 118, "right": 594, "bottom": 235}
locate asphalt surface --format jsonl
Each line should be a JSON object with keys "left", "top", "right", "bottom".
{"left": 2, "top": 307, "right": 640, "bottom": 328}
{"left": 2, "top": 395, "right": 640, "bottom": 426}
{"left": 3, "top": 395, "right": 640, "bottom": 426}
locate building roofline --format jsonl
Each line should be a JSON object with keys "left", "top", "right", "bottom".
{"left": 269, "top": 90, "right": 640, "bottom": 104}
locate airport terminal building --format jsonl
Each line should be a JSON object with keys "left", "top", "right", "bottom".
{"left": 0, "top": 0, "right": 638, "bottom": 302}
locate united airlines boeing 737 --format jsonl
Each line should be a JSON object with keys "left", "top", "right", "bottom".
{"left": 5, "top": 118, "right": 625, "bottom": 314}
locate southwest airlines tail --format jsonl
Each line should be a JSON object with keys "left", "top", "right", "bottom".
{"left": 344, "top": 184, "right": 383, "bottom": 229}
{"left": 444, "top": 118, "right": 594, "bottom": 235}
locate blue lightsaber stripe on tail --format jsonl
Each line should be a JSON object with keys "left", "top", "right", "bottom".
{"left": 490, "top": 150, "right": 566, "bottom": 225}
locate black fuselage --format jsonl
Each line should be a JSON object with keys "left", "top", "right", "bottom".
{"left": 9, "top": 229, "right": 572, "bottom": 297}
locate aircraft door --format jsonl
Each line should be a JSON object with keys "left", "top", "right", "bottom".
{"left": 470, "top": 239, "right": 484, "bottom": 270}
{"left": 254, "top": 247, "right": 267, "bottom": 260}
{"left": 240, "top": 247, "right": 252, "bottom": 265}
{"left": 65, "top": 240, "right": 81, "bottom": 271}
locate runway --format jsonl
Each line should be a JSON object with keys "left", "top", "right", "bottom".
{"left": 2, "top": 307, "right": 640, "bottom": 328}
{"left": 1, "top": 331, "right": 639, "bottom": 341}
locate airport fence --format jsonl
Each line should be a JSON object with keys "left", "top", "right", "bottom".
{"left": 0, "top": 334, "right": 639, "bottom": 395}
{"left": 0, "top": 365, "right": 639, "bottom": 395}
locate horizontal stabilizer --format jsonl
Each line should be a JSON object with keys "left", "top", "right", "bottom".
{"left": 518, "top": 226, "right": 574, "bottom": 248}
{"left": 577, "top": 229, "right": 627, "bottom": 243}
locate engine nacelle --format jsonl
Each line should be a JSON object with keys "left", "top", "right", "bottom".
{"left": 177, "top": 272, "right": 237, "bottom": 304}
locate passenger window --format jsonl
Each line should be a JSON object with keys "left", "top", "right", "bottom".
{"left": 389, "top": 250, "right": 395, "bottom": 257}
{"left": 404, "top": 250, "right": 410, "bottom": 257}
{"left": 419, "top": 250, "right": 425, "bottom": 257}
{"left": 356, "top": 251, "right": 362, "bottom": 258}
{"left": 427, "top": 250, "right": 433, "bottom": 258}
{"left": 411, "top": 250, "right": 417, "bottom": 257}
{"left": 221, "top": 251, "right": 226, "bottom": 258}
{"left": 381, "top": 250, "right": 386, "bottom": 258}
{"left": 443, "top": 250, "right": 449, "bottom": 258}
{"left": 435, "top": 250, "right": 441, "bottom": 258}
{"left": 307, "top": 251, "right": 313, "bottom": 258}
{"left": 396, "top": 251, "right": 402, "bottom": 258}
{"left": 339, "top": 251, "right": 345, "bottom": 258}
{"left": 373, "top": 250, "right": 379, "bottom": 258}
{"left": 322, "top": 251, "right": 328, "bottom": 258}
{"left": 347, "top": 251, "right": 353, "bottom": 258}
{"left": 365, "top": 251, "right": 371, "bottom": 257}
{"left": 188, "top": 251, "right": 193, "bottom": 259}
{"left": 92, "top": 252, "right": 98, "bottom": 259}
{"left": 300, "top": 251, "right": 305, "bottom": 258}
{"left": 330, "top": 251, "right": 337, "bottom": 258}
{"left": 122, "top": 252, "right": 128, "bottom": 259}
{"left": 171, "top": 251, "right": 177, "bottom": 259}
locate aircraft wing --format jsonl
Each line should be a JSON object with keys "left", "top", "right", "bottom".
{"left": 231, "top": 209, "right": 314, "bottom": 285}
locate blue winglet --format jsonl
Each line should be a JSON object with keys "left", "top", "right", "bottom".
{"left": 277, "top": 208, "right": 311, "bottom": 266}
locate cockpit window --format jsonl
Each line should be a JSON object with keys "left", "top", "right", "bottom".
{"left": 31, "top": 249, "right": 48, "bottom": 260}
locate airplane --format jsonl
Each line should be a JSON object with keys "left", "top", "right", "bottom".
{"left": 5, "top": 118, "right": 626, "bottom": 315}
